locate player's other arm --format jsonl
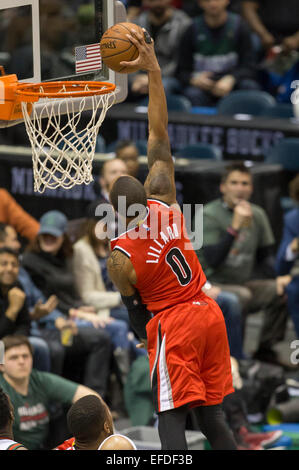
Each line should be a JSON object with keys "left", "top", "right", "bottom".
{"left": 107, "top": 249, "right": 151, "bottom": 345}
{"left": 121, "top": 28, "right": 176, "bottom": 207}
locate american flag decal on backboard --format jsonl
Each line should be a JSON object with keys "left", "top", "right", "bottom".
{"left": 75, "top": 43, "right": 102, "bottom": 73}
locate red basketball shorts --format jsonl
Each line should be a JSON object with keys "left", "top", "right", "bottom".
{"left": 146, "top": 295, "right": 234, "bottom": 413}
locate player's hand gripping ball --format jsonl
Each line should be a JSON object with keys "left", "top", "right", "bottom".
{"left": 100, "top": 22, "right": 146, "bottom": 73}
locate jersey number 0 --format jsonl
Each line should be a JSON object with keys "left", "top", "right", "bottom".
{"left": 166, "top": 247, "right": 192, "bottom": 286}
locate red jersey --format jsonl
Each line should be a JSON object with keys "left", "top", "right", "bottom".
{"left": 110, "top": 198, "right": 206, "bottom": 314}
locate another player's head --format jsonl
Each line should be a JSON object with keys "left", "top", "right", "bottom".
{"left": 99, "top": 158, "right": 128, "bottom": 195}
{"left": 66, "top": 395, "right": 114, "bottom": 450}
{"left": 115, "top": 140, "right": 140, "bottom": 178}
{"left": 99, "top": 434, "right": 137, "bottom": 451}
{"left": 110, "top": 175, "right": 147, "bottom": 226}
{"left": 0, "top": 387, "right": 14, "bottom": 437}
{"left": 220, "top": 162, "right": 253, "bottom": 208}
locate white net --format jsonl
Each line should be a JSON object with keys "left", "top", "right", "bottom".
{"left": 20, "top": 83, "right": 116, "bottom": 193}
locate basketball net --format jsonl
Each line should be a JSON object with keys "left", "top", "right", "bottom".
{"left": 19, "top": 82, "right": 116, "bottom": 193}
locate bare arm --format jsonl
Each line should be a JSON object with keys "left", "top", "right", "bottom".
{"left": 107, "top": 249, "right": 137, "bottom": 297}
{"left": 242, "top": 1, "right": 275, "bottom": 48}
{"left": 107, "top": 250, "right": 149, "bottom": 344}
{"left": 120, "top": 28, "right": 176, "bottom": 206}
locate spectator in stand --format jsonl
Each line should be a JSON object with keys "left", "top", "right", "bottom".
{"left": 21, "top": 210, "right": 132, "bottom": 388}
{"left": 242, "top": 0, "right": 299, "bottom": 53}
{"left": 195, "top": 162, "right": 291, "bottom": 367}
{"left": 73, "top": 217, "right": 128, "bottom": 324}
{"left": 176, "top": 0, "right": 260, "bottom": 107}
{"left": 0, "top": 246, "right": 50, "bottom": 372}
{"left": 201, "top": 282, "right": 245, "bottom": 360}
{"left": 86, "top": 158, "right": 129, "bottom": 247}
{"left": 115, "top": 140, "right": 141, "bottom": 179}
{"left": 73, "top": 216, "right": 146, "bottom": 361}
{"left": 0, "top": 335, "right": 107, "bottom": 450}
{"left": 0, "top": 189, "right": 39, "bottom": 241}
{"left": 128, "top": 0, "right": 192, "bottom": 100}
{"left": 86, "top": 158, "right": 128, "bottom": 218}
{"left": 127, "top": 0, "right": 142, "bottom": 21}
{"left": 275, "top": 174, "right": 299, "bottom": 338}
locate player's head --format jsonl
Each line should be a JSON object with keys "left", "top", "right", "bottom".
{"left": 0, "top": 247, "right": 20, "bottom": 288}
{"left": 99, "top": 158, "right": 128, "bottom": 194}
{"left": 110, "top": 175, "right": 147, "bottom": 225}
{"left": 198, "top": 0, "right": 230, "bottom": 16}
{"left": 0, "top": 336, "right": 33, "bottom": 381}
{"left": 99, "top": 434, "right": 137, "bottom": 450}
{"left": 67, "top": 395, "right": 114, "bottom": 450}
{"left": 0, "top": 224, "right": 21, "bottom": 252}
{"left": 220, "top": 162, "right": 253, "bottom": 208}
{"left": 0, "top": 387, "right": 14, "bottom": 434}
{"left": 115, "top": 140, "right": 140, "bottom": 178}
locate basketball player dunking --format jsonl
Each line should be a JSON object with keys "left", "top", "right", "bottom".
{"left": 107, "top": 28, "right": 237, "bottom": 450}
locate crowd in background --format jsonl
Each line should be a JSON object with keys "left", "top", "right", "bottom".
{"left": 121, "top": 0, "right": 299, "bottom": 106}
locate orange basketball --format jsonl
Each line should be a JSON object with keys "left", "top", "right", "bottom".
{"left": 100, "top": 22, "right": 143, "bottom": 74}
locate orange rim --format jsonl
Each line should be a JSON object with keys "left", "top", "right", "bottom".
{"left": 15, "top": 80, "right": 116, "bottom": 103}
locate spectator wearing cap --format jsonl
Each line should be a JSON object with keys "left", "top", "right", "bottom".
{"left": 22, "top": 211, "right": 135, "bottom": 389}
{"left": 21, "top": 211, "right": 112, "bottom": 398}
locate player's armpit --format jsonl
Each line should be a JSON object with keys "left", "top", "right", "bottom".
{"left": 107, "top": 249, "right": 136, "bottom": 297}
{"left": 144, "top": 160, "right": 176, "bottom": 206}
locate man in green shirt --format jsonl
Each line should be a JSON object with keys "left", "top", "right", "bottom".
{"left": 0, "top": 334, "right": 106, "bottom": 450}
{"left": 195, "top": 162, "right": 291, "bottom": 365}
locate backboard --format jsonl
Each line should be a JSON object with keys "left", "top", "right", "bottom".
{"left": 0, "top": 0, "right": 128, "bottom": 126}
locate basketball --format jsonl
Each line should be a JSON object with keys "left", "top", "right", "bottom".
{"left": 100, "top": 22, "right": 143, "bottom": 74}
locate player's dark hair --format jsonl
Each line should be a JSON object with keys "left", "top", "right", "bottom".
{"left": 0, "top": 247, "right": 19, "bottom": 261}
{"left": 0, "top": 387, "right": 12, "bottom": 429}
{"left": 221, "top": 162, "right": 252, "bottom": 183}
{"left": 0, "top": 223, "right": 9, "bottom": 242}
{"left": 67, "top": 395, "right": 109, "bottom": 443}
{"left": 110, "top": 175, "right": 147, "bottom": 219}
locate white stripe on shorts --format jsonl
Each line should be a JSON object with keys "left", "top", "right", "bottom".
{"left": 159, "top": 334, "right": 174, "bottom": 411}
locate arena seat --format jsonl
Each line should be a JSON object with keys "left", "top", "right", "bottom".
{"left": 261, "top": 103, "right": 295, "bottom": 119}
{"left": 217, "top": 90, "right": 276, "bottom": 116}
{"left": 138, "top": 94, "right": 192, "bottom": 112}
{"left": 174, "top": 143, "right": 222, "bottom": 160}
{"left": 265, "top": 138, "right": 299, "bottom": 171}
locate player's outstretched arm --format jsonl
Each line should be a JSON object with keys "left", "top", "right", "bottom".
{"left": 120, "top": 28, "right": 176, "bottom": 206}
